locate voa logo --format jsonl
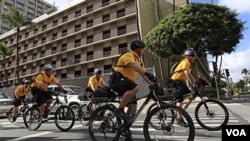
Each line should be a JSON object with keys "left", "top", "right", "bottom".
{"left": 226, "top": 129, "right": 246, "bottom": 136}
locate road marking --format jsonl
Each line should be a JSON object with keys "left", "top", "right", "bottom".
{"left": 6, "top": 124, "right": 82, "bottom": 141}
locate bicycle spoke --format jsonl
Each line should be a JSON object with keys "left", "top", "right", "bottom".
{"left": 144, "top": 105, "right": 195, "bottom": 141}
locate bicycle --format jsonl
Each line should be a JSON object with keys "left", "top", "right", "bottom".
{"left": 23, "top": 89, "right": 75, "bottom": 132}
{"left": 88, "top": 75, "right": 195, "bottom": 141}
{"left": 147, "top": 79, "right": 229, "bottom": 131}
{"left": 7, "top": 98, "right": 34, "bottom": 123}
{"left": 78, "top": 88, "right": 119, "bottom": 126}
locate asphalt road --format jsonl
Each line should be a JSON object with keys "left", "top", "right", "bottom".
{"left": 0, "top": 101, "right": 250, "bottom": 141}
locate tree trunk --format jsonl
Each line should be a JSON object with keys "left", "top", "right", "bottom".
{"left": 15, "top": 28, "right": 20, "bottom": 85}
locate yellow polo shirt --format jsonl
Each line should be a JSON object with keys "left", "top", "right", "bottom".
{"left": 87, "top": 76, "right": 106, "bottom": 91}
{"left": 171, "top": 58, "right": 191, "bottom": 82}
{"left": 32, "top": 72, "right": 59, "bottom": 91}
{"left": 15, "top": 85, "right": 30, "bottom": 97}
{"left": 114, "top": 51, "right": 144, "bottom": 82}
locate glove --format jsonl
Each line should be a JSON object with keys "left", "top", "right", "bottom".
{"left": 145, "top": 72, "right": 156, "bottom": 82}
{"left": 62, "top": 89, "right": 68, "bottom": 94}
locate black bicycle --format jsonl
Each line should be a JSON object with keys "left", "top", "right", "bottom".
{"left": 78, "top": 88, "right": 119, "bottom": 126}
{"left": 88, "top": 75, "right": 195, "bottom": 141}
{"left": 147, "top": 79, "right": 229, "bottom": 131}
{"left": 23, "top": 89, "right": 75, "bottom": 132}
{"left": 8, "top": 98, "right": 33, "bottom": 123}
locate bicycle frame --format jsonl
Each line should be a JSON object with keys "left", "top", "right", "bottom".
{"left": 126, "top": 85, "right": 162, "bottom": 125}
{"left": 44, "top": 93, "right": 65, "bottom": 117}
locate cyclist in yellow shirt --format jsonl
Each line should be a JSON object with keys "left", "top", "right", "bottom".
{"left": 110, "top": 39, "right": 153, "bottom": 141}
{"left": 12, "top": 80, "right": 31, "bottom": 121}
{"left": 86, "top": 69, "right": 109, "bottom": 109}
{"left": 31, "top": 64, "right": 66, "bottom": 119}
{"left": 171, "top": 48, "right": 197, "bottom": 127}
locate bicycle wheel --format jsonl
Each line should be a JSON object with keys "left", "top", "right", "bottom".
{"left": 147, "top": 102, "right": 175, "bottom": 130}
{"left": 195, "top": 99, "right": 229, "bottom": 131}
{"left": 55, "top": 105, "right": 75, "bottom": 132}
{"left": 89, "top": 105, "right": 121, "bottom": 141}
{"left": 78, "top": 104, "right": 91, "bottom": 126}
{"left": 7, "top": 107, "right": 15, "bottom": 123}
{"left": 23, "top": 105, "right": 42, "bottom": 131}
{"left": 144, "top": 104, "right": 195, "bottom": 141}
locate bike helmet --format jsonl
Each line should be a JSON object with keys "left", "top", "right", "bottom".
{"left": 23, "top": 80, "right": 30, "bottom": 85}
{"left": 43, "top": 64, "right": 53, "bottom": 70}
{"left": 184, "top": 48, "right": 196, "bottom": 57}
{"left": 94, "top": 68, "right": 102, "bottom": 75}
{"left": 130, "top": 39, "right": 146, "bottom": 50}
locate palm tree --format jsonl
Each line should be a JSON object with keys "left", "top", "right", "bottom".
{"left": 241, "top": 68, "right": 248, "bottom": 91}
{"left": 0, "top": 6, "right": 34, "bottom": 85}
{"left": 0, "top": 42, "right": 13, "bottom": 87}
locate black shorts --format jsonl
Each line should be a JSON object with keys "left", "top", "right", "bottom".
{"left": 109, "top": 75, "right": 137, "bottom": 104}
{"left": 13, "top": 96, "right": 25, "bottom": 107}
{"left": 175, "top": 81, "right": 191, "bottom": 102}
{"left": 31, "top": 87, "right": 53, "bottom": 106}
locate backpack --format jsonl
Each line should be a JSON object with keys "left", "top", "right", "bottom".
{"left": 170, "top": 62, "right": 180, "bottom": 76}
{"left": 33, "top": 73, "right": 44, "bottom": 84}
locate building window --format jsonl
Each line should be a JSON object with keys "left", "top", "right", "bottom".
{"left": 102, "top": 0, "right": 109, "bottom": 7}
{"left": 75, "top": 39, "right": 81, "bottom": 47}
{"left": 23, "top": 56, "right": 27, "bottom": 63}
{"left": 86, "top": 5, "right": 93, "bottom": 13}
{"left": 61, "top": 43, "right": 67, "bottom": 51}
{"left": 52, "top": 33, "right": 57, "bottom": 40}
{"left": 40, "top": 50, "right": 45, "bottom": 57}
{"left": 87, "top": 67, "right": 94, "bottom": 75}
{"left": 118, "top": 43, "right": 128, "bottom": 54}
{"left": 87, "top": 51, "right": 94, "bottom": 61}
{"left": 86, "top": 35, "right": 93, "bottom": 44}
{"left": 75, "top": 24, "right": 81, "bottom": 32}
{"left": 75, "top": 54, "right": 81, "bottom": 63}
{"left": 18, "top": 35, "right": 22, "bottom": 40}
{"left": 42, "top": 24, "right": 47, "bottom": 31}
{"left": 103, "top": 46, "right": 111, "bottom": 57}
{"left": 40, "top": 64, "right": 45, "bottom": 71}
{"left": 75, "top": 10, "right": 81, "bottom": 17}
{"left": 33, "top": 40, "right": 38, "bottom": 47}
{"left": 103, "top": 30, "right": 110, "bottom": 39}
{"left": 41, "top": 37, "right": 46, "bottom": 44}
{"left": 104, "top": 64, "right": 112, "bottom": 73}
{"left": 53, "top": 19, "right": 58, "bottom": 26}
{"left": 102, "top": 14, "right": 110, "bottom": 23}
{"left": 75, "top": 70, "right": 81, "bottom": 78}
{"left": 32, "top": 53, "right": 37, "bottom": 60}
{"left": 25, "top": 32, "right": 29, "bottom": 38}
{"left": 61, "top": 58, "right": 67, "bottom": 67}
{"left": 24, "top": 44, "right": 28, "bottom": 50}
{"left": 10, "top": 38, "right": 14, "bottom": 44}
{"left": 62, "top": 15, "right": 68, "bottom": 23}
{"left": 61, "top": 73, "right": 67, "bottom": 79}
{"left": 62, "top": 29, "right": 67, "bottom": 37}
{"left": 32, "top": 66, "right": 36, "bottom": 73}
{"left": 118, "top": 25, "right": 126, "bottom": 35}
{"left": 34, "top": 28, "right": 38, "bottom": 34}
{"left": 117, "top": 8, "right": 125, "bottom": 18}
{"left": 22, "top": 68, "right": 26, "bottom": 75}
{"left": 51, "top": 46, "right": 57, "bottom": 54}
{"left": 52, "top": 61, "right": 56, "bottom": 68}
{"left": 86, "top": 19, "right": 93, "bottom": 28}
{"left": 8, "top": 61, "right": 11, "bottom": 67}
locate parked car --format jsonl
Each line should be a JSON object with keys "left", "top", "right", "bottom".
{"left": 0, "top": 92, "right": 13, "bottom": 117}
{"left": 48, "top": 85, "right": 86, "bottom": 117}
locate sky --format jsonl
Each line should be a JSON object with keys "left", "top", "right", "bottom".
{"left": 44, "top": 0, "right": 250, "bottom": 82}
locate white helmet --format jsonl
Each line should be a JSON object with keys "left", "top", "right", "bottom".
{"left": 184, "top": 48, "right": 196, "bottom": 57}
{"left": 44, "top": 64, "right": 53, "bottom": 70}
